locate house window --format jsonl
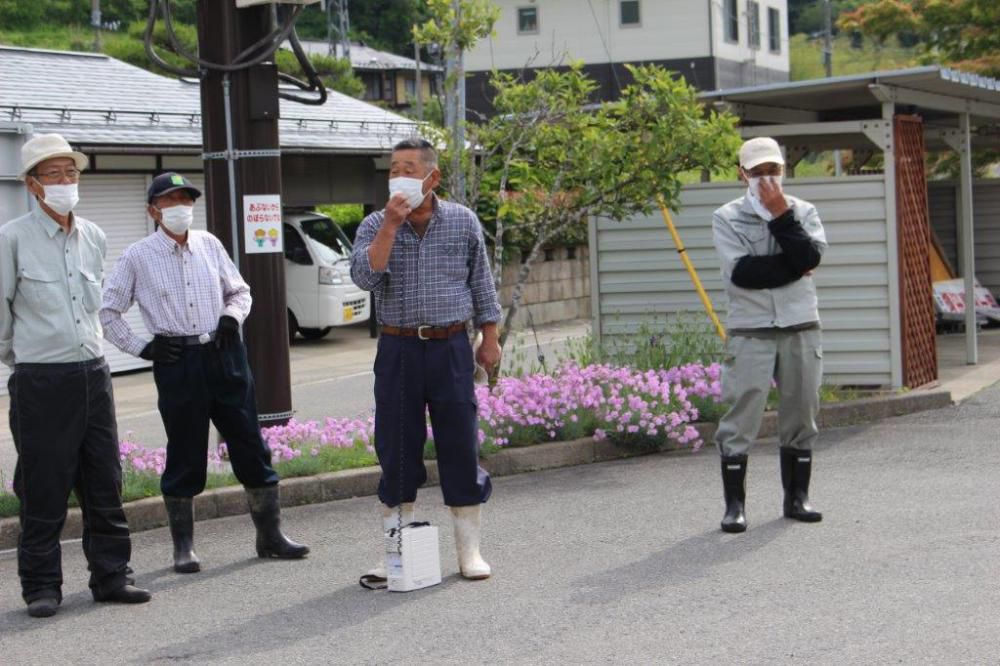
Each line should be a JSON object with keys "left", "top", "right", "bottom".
{"left": 768, "top": 7, "right": 781, "bottom": 53}
{"left": 405, "top": 76, "right": 417, "bottom": 99}
{"left": 747, "top": 1, "right": 761, "bottom": 50}
{"left": 364, "top": 74, "right": 381, "bottom": 101}
{"left": 725, "top": 0, "right": 739, "bottom": 43}
{"left": 620, "top": 0, "right": 640, "bottom": 27}
{"left": 517, "top": 7, "right": 538, "bottom": 34}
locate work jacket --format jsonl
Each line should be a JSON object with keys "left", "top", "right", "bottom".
{"left": 711, "top": 193, "right": 827, "bottom": 329}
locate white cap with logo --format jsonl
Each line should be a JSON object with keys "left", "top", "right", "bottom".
{"left": 19, "top": 133, "right": 89, "bottom": 180}
{"left": 739, "top": 137, "right": 785, "bottom": 171}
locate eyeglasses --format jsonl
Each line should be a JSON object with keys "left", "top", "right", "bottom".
{"left": 34, "top": 168, "right": 81, "bottom": 182}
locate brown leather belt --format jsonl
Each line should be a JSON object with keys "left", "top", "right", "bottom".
{"left": 380, "top": 322, "right": 466, "bottom": 340}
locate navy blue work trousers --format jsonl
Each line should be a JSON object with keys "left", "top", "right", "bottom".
{"left": 152, "top": 340, "right": 279, "bottom": 498}
{"left": 373, "top": 332, "right": 491, "bottom": 507}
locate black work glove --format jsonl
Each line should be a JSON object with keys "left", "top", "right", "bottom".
{"left": 215, "top": 315, "right": 240, "bottom": 350}
{"left": 139, "top": 336, "right": 183, "bottom": 365}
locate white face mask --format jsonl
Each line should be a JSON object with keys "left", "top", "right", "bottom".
{"left": 746, "top": 175, "right": 783, "bottom": 221}
{"left": 388, "top": 172, "right": 432, "bottom": 210}
{"left": 158, "top": 205, "right": 194, "bottom": 235}
{"left": 39, "top": 183, "right": 79, "bottom": 216}
{"left": 747, "top": 175, "right": 783, "bottom": 199}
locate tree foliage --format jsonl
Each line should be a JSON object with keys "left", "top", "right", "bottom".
{"left": 433, "top": 64, "right": 740, "bottom": 346}
{"left": 837, "top": 0, "right": 1000, "bottom": 77}
{"left": 837, "top": 1, "right": 917, "bottom": 49}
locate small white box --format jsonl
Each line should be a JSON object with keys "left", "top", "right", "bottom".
{"left": 385, "top": 524, "right": 442, "bottom": 592}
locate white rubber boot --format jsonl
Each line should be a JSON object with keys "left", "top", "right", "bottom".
{"left": 364, "top": 502, "right": 415, "bottom": 580}
{"left": 451, "top": 505, "right": 491, "bottom": 580}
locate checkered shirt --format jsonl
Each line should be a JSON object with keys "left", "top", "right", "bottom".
{"left": 100, "top": 228, "right": 252, "bottom": 356}
{"left": 350, "top": 197, "right": 501, "bottom": 328}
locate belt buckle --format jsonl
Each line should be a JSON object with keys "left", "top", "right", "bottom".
{"left": 417, "top": 325, "right": 431, "bottom": 341}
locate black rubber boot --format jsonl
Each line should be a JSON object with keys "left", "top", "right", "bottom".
{"left": 245, "top": 486, "right": 310, "bottom": 559}
{"left": 163, "top": 496, "right": 201, "bottom": 574}
{"left": 94, "top": 584, "right": 152, "bottom": 604}
{"left": 781, "top": 447, "right": 822, "bottom": 523}
{"left": 720, "top": 455, "right": 748, "bottom": 533}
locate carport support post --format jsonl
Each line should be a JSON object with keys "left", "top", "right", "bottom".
{"left": 958, "top": 112, "right": 977, "bottom": 364}
{"left": 197, "top": 3, "right": 293, "bottom": 424}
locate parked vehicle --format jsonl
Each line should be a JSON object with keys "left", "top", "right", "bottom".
{"left": 283, "top": 209, "right": 370, "bottom": 341}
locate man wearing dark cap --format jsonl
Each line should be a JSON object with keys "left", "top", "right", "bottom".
{"left": 1, "top": 133, "right": 150, "bottom": 617}
{"left": 100, "top": 172, "right": 308, "bottom": 574}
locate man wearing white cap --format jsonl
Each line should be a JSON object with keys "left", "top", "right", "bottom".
{"left": 0, "top": 134, "right": 151, "bottom": 617}
{"left": 711, "top": 137, "right": 827, "bottom": 533}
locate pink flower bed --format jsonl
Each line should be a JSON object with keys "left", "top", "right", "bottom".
{"left": 2, "top": 362, "right": 722, "bottom": 493}
{"left": 476, "top": 362, "right": 722, "bottom": 448}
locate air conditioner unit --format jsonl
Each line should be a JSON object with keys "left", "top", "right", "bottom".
{"left": 235, "top": 0, "right": 322, "bottom": 7}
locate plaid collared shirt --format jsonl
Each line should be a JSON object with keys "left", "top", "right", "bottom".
{"left": 100, "top": 228, "right": 252, "bottom": 356}
{"left": 350, "top": 196, "right": 501, "bottom": 328}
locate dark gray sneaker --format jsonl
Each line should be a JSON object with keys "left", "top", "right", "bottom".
{"left": 27, "top": 597, "right": 59, "bottom": 618}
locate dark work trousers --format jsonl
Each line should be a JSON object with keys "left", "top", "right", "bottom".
{"left": 373, "top": 332, "right": 492, "bottom": 507}
{"left": 152, "top": 339, "right": 279, "bottom": 497}
{"left": 9, "top": 358, "right": 132, "bottom": 603}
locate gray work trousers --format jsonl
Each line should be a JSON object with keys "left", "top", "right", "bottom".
{"left": 714, "top": 327, "right": 823, "bottom": 458}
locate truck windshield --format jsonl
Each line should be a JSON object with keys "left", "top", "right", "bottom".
{"left": 300, "top": 218, "right": 348, "bottom": 263}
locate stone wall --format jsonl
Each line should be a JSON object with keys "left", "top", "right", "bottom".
{"left": 498, "top": 245, "right": 590, "bottom": 328}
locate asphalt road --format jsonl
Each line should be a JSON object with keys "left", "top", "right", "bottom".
{"left": 2, "top": 382, "right": 999, "bottom": 664}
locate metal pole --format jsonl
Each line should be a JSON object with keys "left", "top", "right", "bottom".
{"left": 959, "top": 112, "right": 977, "bottom": 364}
{"left": 197, "top": 1, "right": 293, "bottom": 424}
{"left": 414, "top": 42, "right": 424, "bottom": 121}
{"left": 222, "top": 75, "right": 240, "bottom": 272}
{"left": 823, "top": 0, "right": 844, "bottom": 176}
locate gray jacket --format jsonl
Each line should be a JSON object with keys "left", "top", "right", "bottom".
{"left": 712, "top": 193, "right": 827, "bottom": 329}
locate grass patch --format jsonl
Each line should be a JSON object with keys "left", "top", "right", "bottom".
{"left": 790, "top": 32, "right": 920, "bottom": 81}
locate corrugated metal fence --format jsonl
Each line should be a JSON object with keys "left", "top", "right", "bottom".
{"left": 589, "top": 175, "right": 895, "bottom": 386}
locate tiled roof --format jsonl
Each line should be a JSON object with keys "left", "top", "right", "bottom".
{"left": 287, "top": 39, "right": 443, "bottom": 72}
{"left": 0, "top": 46, "right": 423, "bottom": 154}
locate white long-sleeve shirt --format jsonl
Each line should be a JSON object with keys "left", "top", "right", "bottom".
{"left": 100, "top": 228, "right": 251, "bottom": 356}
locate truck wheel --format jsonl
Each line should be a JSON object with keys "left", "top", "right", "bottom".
{"left": 299, "top": 327, "right": 332, "bottom": 340}
{"left": 288, "top": 311, "right": 299, "bottom": 343}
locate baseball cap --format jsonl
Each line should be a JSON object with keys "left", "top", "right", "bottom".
{"left": 147, "top": 172, "right": 202, "bottom": 204}
{"left": 739, "top": 137, "right": 785, "bottom": 170}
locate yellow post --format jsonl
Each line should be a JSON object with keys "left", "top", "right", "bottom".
{"left": 656, "top": 194, "right": 727, "bottom": 342}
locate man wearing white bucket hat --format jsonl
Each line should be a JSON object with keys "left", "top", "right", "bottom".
{"left": 0, "top": 134, "right": 151, "bottom": 618}
{"left": 711, "top": 137, "right": 827, "bottom": 534}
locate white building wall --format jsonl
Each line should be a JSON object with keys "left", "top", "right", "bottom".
{"left": 710, "top": 0, "right": 790, "bottom": 80}
{"left": 466, "top": 0, "right": 713, "bottom": 72}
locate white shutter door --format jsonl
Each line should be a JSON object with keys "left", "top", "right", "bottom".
{"left": 78, "top": 174, "right": 155, "bottom": 374}
{"left": 185, "top": 173, "right": 208, "bottom": 232}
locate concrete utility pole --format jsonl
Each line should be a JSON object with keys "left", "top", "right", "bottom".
{"left": 823, "top": 0, "right": 833, "bottom": 78}
{"left": 196, "top": 3, "right": 293, "bottom": 425}
{"left": 443, "top": 0, "right": 467, "bottom": 202}
{"left": 91, "top": 0, "right": 102, "bottom": 52}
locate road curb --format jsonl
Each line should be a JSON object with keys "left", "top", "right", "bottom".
{"left": 0, "top": 388, "right": 953, "bottom": 549}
